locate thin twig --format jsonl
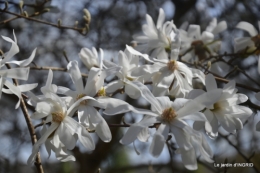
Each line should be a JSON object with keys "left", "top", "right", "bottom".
{"left": 0, "top": 10, "right": 87, "bottom": 35}
{"left": 5, "top": 64, "right": 44, "bottom": 173}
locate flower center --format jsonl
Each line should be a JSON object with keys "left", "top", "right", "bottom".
{"left": 161, "top": 107, "right": 177, "bottom": 122}
{"left": 51, "top": 112, "right": 64, "bottom": 123}
{"left": 97, "top": 87, "right": 106, "bottom": 97}
{"left": 210, "top": 102, "right": 222, "bottom": 111}
{"left": 167, "top": 60, "right": 178, "bottom": 72}
{"left": 76, "top": 93, "right": 88, "bottom": 105}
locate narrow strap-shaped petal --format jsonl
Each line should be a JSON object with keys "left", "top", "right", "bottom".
{"left": 95, "top": 118, "right": 112, "bottom": 142}
{"left": 67, "top": 96, "right": 96, "bottom": 117}
{"left": 57, "top": 121, "right": 76, "bottom": 150}
{"left": 121, "top": 116, "right": 156, "bottom": 145}
{"left": 64, "top": 116, "right": 95, "bottom": 150}
{"left": 101, "top": 97, "right": 158, "bottom": 116}
{"left": 67, "top": 61, "right": 84, "bottom": 93}
{"left": 27, "top": 123, "right": 59, "bottom": 165}
{"left": 127, "top": 81, "right": 162, "bottom": 113}
{"left": 84, "top": 67, "right": 103, "bottom": 96}
{"left": 4, "top": 80, "right": 21, "bottom": 109}
{"left": 7, "top": 48, "right": 37, "bottom": 67}
{"left": 156, "top": 8, "right": 165, "bottom": 29}
{"left": 1, "top": 35, "right": 19, "bottom": 63}
{"left": 212, "top": 21, "right": 227, "bottom": 35}
{"left": 0, "top": 67, "right": 29, "bottom": 80}
{"left": 205, "top": 74, "right": 217, "bottom": 91}
{"left": 149, "top": 123, "right": 169, "bottom": 157}
{"left": 236, "top": 21, "right": 258, "bottom": 36}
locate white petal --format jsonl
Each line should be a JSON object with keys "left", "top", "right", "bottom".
{"left": 101, "top": 97, "right": 158, "bottom": 116}
{"left": 0, "top": 67, "right": 29, "bottom": 80}
{"left": 7, "top": 48, "right": 36, "bottom": 67}
{"left": 4, "top": 80, "right": 21, "bottom": 108}
{"left": 187, "top": 25, "right": 201, "bottom": 39}
{"left": 205, "top": 74, "right": 217, "bottom": 91}
{"left": 236, "top": 21, "right": 258, "bottom": 36}
{"left": 27, "top": 123, "right": 58, "bottom": 165}
{"left": 87, "top": 106, "right": 103, "bottom": 126}
{"left": 149, "top": 124, "right": 169, "bottom": 157}
{"left": 1, "top": 35, "right": 19, "bottom": 63}
{"left": 176, "top": 148, "right": 197, "bottom": 170}
{"left": 125, "top": 83, "right": 141, "bottom": 99}
{"left": 105, "top": 80, "right": 124, "bottom": 93}
{"left": 85, "top": 67, "right": 104, "bottom": 97}
{"left": 137, "top": 127, "right": 150, "bottom": 142}
{"left": 31, "top": 112, "right": 47, "bottom": 119}
{"left": 67, "top": 61, "right": 84, "bottom": 93}
{"left": 212, "top": 21, "right": 227, "bottom": 35}
{"left": 66, "top": 96, "right": 95, "bottom": 117}
{"left": 57, "top": 121, "right": 76, "bottom": 150}
{"left": 171, "top": 125, "right": 192, "bottom": 151}
{"left": 63, "top": 116, "right": 95, "bottom": 150}
{"left": 127, "top": 81, "right": 162, "bottom": 113}
{"left": 180, "top": 112, "right": 206, "bottom": 121}
{"left": 35, "top": 101, "right": 52, "bottom": 115}
{"left": 120, "top": 124, "right": 145, "bottom": 145}
{"left": 95, "top": 118, "right": 112, "bottom": 142}
{"left": 193, "top": 121, "right": 205, "bottom": 130}
{"left": 156, "top": 8, "right": 165, "bottom": 29}
{"left": 57, "top": 86, "right": 77, "bottom": 98}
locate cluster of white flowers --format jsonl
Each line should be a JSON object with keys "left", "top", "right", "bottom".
{"left": 1, "top": 9, "right": 260, "bottom": 171}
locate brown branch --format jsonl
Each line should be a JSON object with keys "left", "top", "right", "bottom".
{"left": 5, "top": 64, "right": 44, "bottom": 173}
{"left": 0, "top": 9, "right": 88, "bottom": 35}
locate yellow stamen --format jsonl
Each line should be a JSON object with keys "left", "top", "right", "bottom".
{"left": 51, "top": 112, "right": 64, "bottom": 123}
{"left": 167, "top": 60, "right": 178, "bottom": 72}
{"left": 76, "top": 94, "right": 88, "bottom": 105}
{"left": 161, "top": 107, "right": 177, "bottom": 122}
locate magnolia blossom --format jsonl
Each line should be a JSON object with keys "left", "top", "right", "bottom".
{"left": 191, "top": 74, "right": 252, "bottom": 138}
{"left": 105, "top": 45, "right": 149, "bottom": 99}
{"left": 235, "top": 21, "right": 260, "bottom": 73}
{"left": 79, "top": 47, "right": 103, "bottom": 70}
{"left": 57, "top": 61, "right": 114, "bottom": 142}
{"left": 0, "top": 31, "right": 37, "bottom": 108}
{"left": 27, "top": 93, "right": 95, "bottom": 164}
{"left": 179, "top": 18, "right": 227, "bottom": 62}
{"left": 133, "top": 8, "right": 177, "bottom": 59}
{"left": 116, "top": 81, "right": 222, "bottom": 170}
{"left": 41, "top": 124, "right": 76, "bottom": 162}
{"left": 134, "top": 45, "right": 204, "bottom": 98}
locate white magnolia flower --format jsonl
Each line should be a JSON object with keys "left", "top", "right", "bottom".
{"left": 105, "top": 45, "right": 149, "bottom": 99}
{"left": 191, "top": 74, "right": 252, "bottom": 138}
{"left": 117, "top": 81, "right": 221, "bottom": 170}
{"left": 136, "top": 47, "right": 205, "bottom": 98}
{"left": 41, "top": 124, "right": 76, "bottom": 162}
{"left": 179, "top": 18, "right": 227, "bottom": 62}
{"left": 2, "top": 80, "right": 38, "bottom": 108}
{"left": 58, "top": 61, "right": 114, "bottom": 142}
{"left": 79, "top": 47, "right": 103, "bottom": 70}
{"left": 235, "top": 21, "right": 260, "bottom": 73}
{"left": 0, "top": 31, "right": 37, "bottom": 108}
{"left": 133, "top": 8, "right": 177, "bottom": 59}
{"left": 27, "top": 93, "right": 95, "bottom": 164}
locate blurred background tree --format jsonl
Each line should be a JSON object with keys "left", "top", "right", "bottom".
{"left": 0, "top": 0, "right": 260, "bottom": 173}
